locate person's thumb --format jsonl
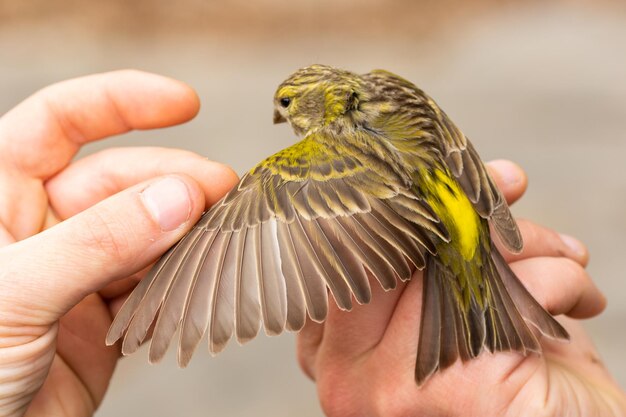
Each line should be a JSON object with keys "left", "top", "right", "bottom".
{"left": 0, "top": 174, "right": 206, "bottom": 324}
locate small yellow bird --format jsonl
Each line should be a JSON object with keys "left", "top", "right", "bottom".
{"left": 107, "top": 65, "right": 568, "bottom": 385}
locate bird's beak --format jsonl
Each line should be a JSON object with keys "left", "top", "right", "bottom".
{"left": 273, "top": 109, "right": 286, "bottom": 124}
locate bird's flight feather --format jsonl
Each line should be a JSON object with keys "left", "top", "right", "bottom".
{"left": 106, "top": 65, "right": 566, "bottom": 385}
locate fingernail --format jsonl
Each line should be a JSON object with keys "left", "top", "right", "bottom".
{"left": 559, "top": 233, "right": 587, "bottom": 258}
{"left": 141, "top": 177, "right": 192, "bottom": 232}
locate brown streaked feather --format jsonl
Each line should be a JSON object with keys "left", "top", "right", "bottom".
{"left": 453, "top": 146, "right": 480, "bottom": 204}
{"left": 366, "top": 208, "right": 426, "bottom": 268}
{"left": 363, "top": 68, "right": 523, "bottom": 254}
{"left": 333, "top": 178, "right": 371, "bottom": 213}
{"left": 437, "top": 271, "right": 463, "bottom": 369}
{"left": 149, "top": 229, "right": 219, "bottom": 363}
{"left": 298, "top": 216, "right": 354, "bottom": 310}
{"left": 415, "top": 256, "right": 442, "bottom": 385}
{"left": 358, "top": 209, "right": 423, "bottom": 275}
{"left": 490, "top": 244, "right": 568, "bottom": 341}
{"left": 316, "top": 217, "right": 371, "bottom": 304}
{"left": 483, "top": 259, "right": 540, "bottom": 354}
{"left": 414, "top": 244, "right": 556, "bottom": 386}
{"left": 490, "top": 200, "right": 524, "bottom": 254}
{"left": 312, "top": 180, "right": 352, "bottom": 215}
{"left": 333, "top": 215, "right": 398, "bottom": 291}
{"left": 386, "top": 192, "right": 438, "bottom": 223}
{"left": 235, "top": 227, "right": 262, "bottom": 343}
{"left": 274, "top": 179, "right": 297, "bottom": 223}
{"left": 258, "top": 219, "right": 288, "bottom": 335}
{"left": 306, "top": 182, "right": 337, "bottom": 218}
{"left": 442, "top": 131, "right": 522, "bottom": 253}
{"left": 178, "top": 231, "right": 229, "bottom": 367}
{"left": 282, "top": 220, "right": 329, "bottom": 322}
{"left": 385, "top": 193, "right": 450, "bottom": 242}
{"left": 371, "top": 199, "right": 436, "bottom": 257}
{"left": 208, "top": 231, "right": 238, "bottom": 354}
{"left": 105, "top": 228, "right": 200, "bottom": 347}
{"left": 121, "top": 228, "right": 205, "bottom": 355}
{"left": 351, "top": 213, "right": 412, "bottom": 282}
{"left": 290, "top": 182, "right": 318, "bottom": 220}
{"left": 275, "top": 224, "right": 307, "bottom": 332}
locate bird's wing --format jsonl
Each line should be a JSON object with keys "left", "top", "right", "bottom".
{"left": 429, "top": 104, "right": 523, "bottom": 253}
{"left": 106, "top": 132, "right": 447, "bottom": 366}
{"left": 366, "top": 69, "right": 523, "bottom": 253}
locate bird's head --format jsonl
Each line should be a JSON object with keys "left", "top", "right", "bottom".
{"left": 273, "top": 65, "right": 362, "bottom": 136}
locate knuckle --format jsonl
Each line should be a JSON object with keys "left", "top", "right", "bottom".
{"left": 316, "top": 361, "right": 359, "bottom": 417}
{"left": 370, "top": 376, "right": 413, "bottom": 417}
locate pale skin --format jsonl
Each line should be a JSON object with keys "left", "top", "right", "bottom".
{"left": 0, "top": 71, "right": 622, "bottom": 417}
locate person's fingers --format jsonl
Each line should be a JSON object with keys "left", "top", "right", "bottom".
{"left": 486, "top": 159, "right": 528, "bottom": 206}
{"left": 0, "top": 70, "right": 200, "bottom": 240}
{"left": 46, "top": 147, "right": 238, "bottom": 220}
{"left": 314, "top": 276, "right": 411, "bottom": 364}
{"left": 297, "top": 319, "right": 325, "bottom": 380}
{"left": 0, "top": 223, "right": 15, "bottom": 246}
{"left": 374, "top": 273, "right": 424, "bottom": 377}
{"left": 297, "top": 274, "right": 411, "bottom": 380}
{"left": 0, "top": 170, "right": 48, "bottom": 240}
{"left": 0, "top": 70, "right": 200, "bottom": 180}
{"left": 0, "top": 174, "right": 205, "bottom": 324}
{"left": 498, "top": 219, "right": 589, "bottom": 266}
{"left": 55, "top": 294, "right": 120, "bottom": 408}
{"left": 510, "top": 257, "right": 606, "bottom": 319}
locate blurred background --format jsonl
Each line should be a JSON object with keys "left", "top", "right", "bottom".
{"left": 1, "top": 0, "right": 625, "bottom": 415}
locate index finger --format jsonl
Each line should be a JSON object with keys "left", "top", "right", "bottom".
{"left": 0, "top": 69, "right": 200, "bottom": 180}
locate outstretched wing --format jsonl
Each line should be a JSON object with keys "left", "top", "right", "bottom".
{"left": 106, "top": 131, "right": 448, "bottom": 366}
{"left": 364, "top": 69, "right": 523, "bottom": 253}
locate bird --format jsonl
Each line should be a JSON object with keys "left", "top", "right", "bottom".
{"left": 106, "top": 64, "right": 569, "bottom": 385}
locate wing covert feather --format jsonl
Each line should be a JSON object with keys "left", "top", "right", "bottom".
{"left": 110, "top": 130, "right": 444, "bottom": 363}
{"left": 436, "top": 114, "right": 523, "bottom": 253}
{"left": 363, "top": 69, "right": 522, "bottom": 254}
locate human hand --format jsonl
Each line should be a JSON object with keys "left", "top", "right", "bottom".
{"left": 0, "top": 71, "right": 238, "bottom": 417}
{"left": 298, "top": 160, "right": 626, "bottom": 417}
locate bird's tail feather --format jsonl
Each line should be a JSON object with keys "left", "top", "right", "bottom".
{"left": 415, "top": 244, "right": 569, "bottom": 385}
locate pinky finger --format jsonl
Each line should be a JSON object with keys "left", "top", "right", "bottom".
{"left": 510, "top": 256, "right": 606, "bottom": 319}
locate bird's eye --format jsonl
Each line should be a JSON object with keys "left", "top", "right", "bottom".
{"left": 279, "top": 97, "right": 291, "bottom": 108}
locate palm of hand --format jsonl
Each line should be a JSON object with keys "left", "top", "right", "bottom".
{"left": 26, "top": 207, "right": 124, "bottom": 416}
{"left": 0, "top": 133, "right": 121, "bottom": 417}
{"left": 312, "top": 288, "right": 620, "bottom": 417}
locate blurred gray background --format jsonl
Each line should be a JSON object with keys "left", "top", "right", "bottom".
{"left": 0, "top": 1, "right": 624, "bottom": 415}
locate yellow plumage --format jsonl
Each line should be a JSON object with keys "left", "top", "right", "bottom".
{"left": 107, "top": 64, "right": 569, "bottom": 386}
{"left": 421, "top": 168, "right": 480, "bottom": 262}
